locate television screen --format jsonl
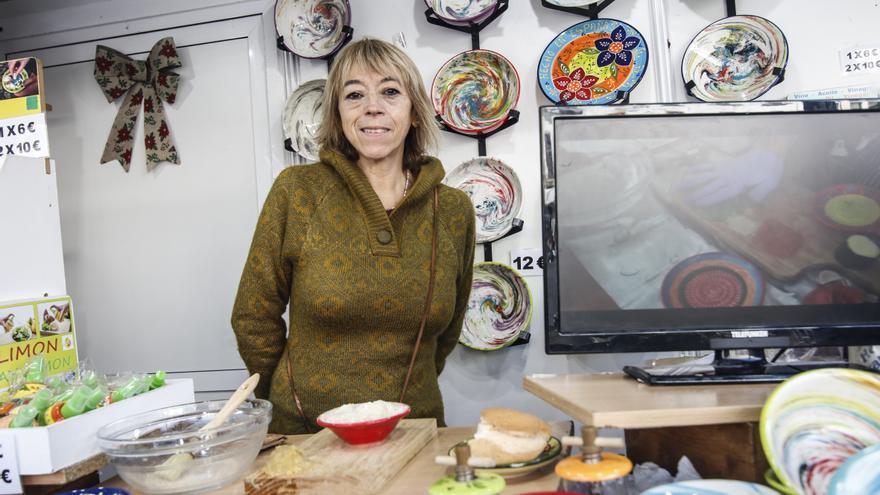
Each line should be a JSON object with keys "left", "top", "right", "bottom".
{"left": 541, "top": 100, "right": 880, "bottom": 354}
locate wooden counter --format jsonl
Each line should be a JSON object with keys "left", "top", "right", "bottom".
{"left": 523, "top": 372, "right": 776, "bottom": 429}
{"left": 102, "top": 427, "right": 560, "bottom": 494}
{"left": 524, "top": 373, "right": 777, "bottom": 482}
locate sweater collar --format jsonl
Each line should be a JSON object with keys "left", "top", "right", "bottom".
{"left": 320, "top": 149, "right": 445, "bottom": 256}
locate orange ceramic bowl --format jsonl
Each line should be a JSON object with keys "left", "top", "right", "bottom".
{"left": 316, "top": 405, "right": 411, "bottom": 445}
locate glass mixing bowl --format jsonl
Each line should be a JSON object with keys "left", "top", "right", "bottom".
{"left": 97, "top": 399, "right": 271, "bottom": 494}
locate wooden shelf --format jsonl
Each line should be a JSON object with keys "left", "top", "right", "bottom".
{"left": 523, "top": 372, "right": 775, "bottom": 429}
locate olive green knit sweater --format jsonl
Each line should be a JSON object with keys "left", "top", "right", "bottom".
{"left": 232, "top": 150, "right": 475, "bottom": 434}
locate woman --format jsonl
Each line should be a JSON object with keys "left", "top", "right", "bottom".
{"left": 232, "top": 38, "right": 476, "bottom": 434}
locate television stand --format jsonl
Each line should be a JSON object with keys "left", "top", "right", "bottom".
{"left": 623, "top": 349, "right": 867, "bottom": 385}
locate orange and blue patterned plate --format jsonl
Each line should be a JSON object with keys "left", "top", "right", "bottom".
{"left": 538, "top": 19, "right": 648, "bottom": 105}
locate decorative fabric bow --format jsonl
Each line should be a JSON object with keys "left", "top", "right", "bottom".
{"left": 94, "top": 37, "right": 181, "bottom": 171}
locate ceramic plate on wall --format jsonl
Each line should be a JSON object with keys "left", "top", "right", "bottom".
{"left": 427, "top": 0, "right": 498, "bottom": 24}
{"left": 760, "top": 368, "right": 880, "bottom": 495}
{"left": 275, "top": 0, "right": 351, "bottom": 58}
{"left": 538, "top": 18, "right": 648, "bottom": 105}
{"left": 828, "top": 443, "right": 880, "bottom": 495}
{"left": 660, "top": 252, "right": 765, "bottom": 308}
{"left": 682, "top": 15, "right": 788, "bottom": 102}
{"left": 640, "top": 480, "right": 778, "bottom": 495}
{"left": 282, "top": 79, "right": 325, "bottom": 162}
{"left": 443, "top": 157, "right": 522, "bottom": 243}
{"left": 461, "top": 262, "right": 532, "bottom": 351}
{"left": 423, "top": 0, "right": 496, "bottom": 26}
{"left": 432, "top": 49, "right": 520, "bottom": 135}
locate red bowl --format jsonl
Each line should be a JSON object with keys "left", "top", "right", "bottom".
{"left": 316, "top": 405, "right": 411, "bottom": 445}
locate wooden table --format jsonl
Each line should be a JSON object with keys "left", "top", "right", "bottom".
{"left": 102, "top": 427, "right": 560, "bottom": 494}
{"left": 524, "top": 372, "right": 777, "bottom": 482}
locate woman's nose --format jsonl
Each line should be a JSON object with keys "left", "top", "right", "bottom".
{"left": 364, "top": 95, "right": 384, "bottom": 114}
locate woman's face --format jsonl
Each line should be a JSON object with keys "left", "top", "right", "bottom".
{"left": 338, "top": 65, "right": 413, "bottom": 166}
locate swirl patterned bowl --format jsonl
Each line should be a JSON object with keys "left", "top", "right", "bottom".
{"left": 828, "top": 443, "right": 880, "bottom": 495}
{"left": 426, "top": 0, "right": 498, "bottom": 24}
{"left": 444, "top": 157, "right": 522, "bottom": 243}
{"left": 682, "top": 15, "right": 788, "bottom": 102}
{"left": 274, "top": 0, "right": 351, "bottom": 58}
{"left": 432, "top": 49, "right": 520, "bottom": 135}
{"left": 461, "top": 262, "right": 532, "bottom": 351}
{"left": 760, "top": 368, "right": 880, "bottom": 495}
{"left": 283, "top": 79, "right": 325, "bottom": 162}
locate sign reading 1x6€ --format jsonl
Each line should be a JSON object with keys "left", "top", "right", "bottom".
{"left": 0, "top": 119, "right": 42, "bottom": 156}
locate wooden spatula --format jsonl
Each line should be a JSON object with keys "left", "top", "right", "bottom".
{"left": 157, "top": 373, "right": 260, "bottom": 481}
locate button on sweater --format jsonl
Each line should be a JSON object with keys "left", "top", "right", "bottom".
{"left": 232, "top": 149, "right": 476, "bottom": 434}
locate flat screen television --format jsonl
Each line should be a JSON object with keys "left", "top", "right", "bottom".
{"left": 540, "top": 99, "right": 880, "bottom": 383}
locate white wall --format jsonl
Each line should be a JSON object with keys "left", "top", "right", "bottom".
{"left": 2, "top": 0, "right": 879, "bottom": 425}
{"left": 0, "top": 157, "right": 66, "bottom": 302}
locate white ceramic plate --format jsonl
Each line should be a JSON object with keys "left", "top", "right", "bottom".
{"left": 760, "top": 369, "right": 880, "bottom": 495}
{"left": 275, "top": 0, "right": 351, "bottom": 58}
{"left": 640, "top": 480, "right": 778, "bottom": 494}
{"left": 460, "top": 262, "right": 531, "bottom": 351}
{"left": 682, "top": 15, "right": 788, "bottom": 102}
{"left": 443, "top": 157, "right": 522, "bottom": 243}
{"left": 282, "top": 79, "right": 325, "bottom": 162}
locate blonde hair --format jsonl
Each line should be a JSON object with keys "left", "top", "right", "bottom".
{"left": 317, "top": 38, "right": 439, "bottom": 170}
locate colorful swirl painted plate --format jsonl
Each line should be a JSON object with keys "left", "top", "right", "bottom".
{"left": 682, "top": 15, "right": 788, "bottom": 102}
{"left": 428, "top": 0, "right": 498, "bottom": 23}
{"left": 828, "top": 443, "right": 880, "bottom": 495}
{"left": 538, "top": 18, "right": 648, "bottom": 105}
{"left": 275, "top": 0, "right": 351, "bottom": 58}
{"left": 432, "top": 50, "right": 520, "bottom": 134}
{"left": 640, "top": 480, "right": 778, "bottom": 495}
{"left": 461, "top": 262, "right": 532, "bottom": 351}
{"left": 813, "top": 183, "right": 880, "bottom": 233}
{"left": 760, "top": 369, "right": 880, "bottom": 495}
{"left": 444, "top": 157, "right": 522, "bottom": 243}
{"left": 282, "top": 79, "right": 325, "bottom": 162}
{"left": 661, "top": 252, "right": 764, "bottom": 308}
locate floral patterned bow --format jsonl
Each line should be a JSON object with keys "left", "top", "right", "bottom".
{"left": 94, "top": 37, "right": 181, "bottom": 171}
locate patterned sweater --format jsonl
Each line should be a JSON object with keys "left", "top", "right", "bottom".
{"left": 232, "top": 149, "right": 475, "bottom": 433}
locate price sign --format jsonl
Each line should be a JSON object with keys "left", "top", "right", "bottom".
{"left": 840, "top": 45, "right": 880, "bottom": 75}
{"left": 509, "top": 248, "right": 544, "bottom": 277}
{"left": 0, "top": 432, "right": 22, "bottom": 494}
{"left": 0, "top": 112, "right": 50, "bottom": 169}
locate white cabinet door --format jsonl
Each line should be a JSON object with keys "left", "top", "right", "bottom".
{"left": 7, "top": 13, "right": 282, "bottom": 392}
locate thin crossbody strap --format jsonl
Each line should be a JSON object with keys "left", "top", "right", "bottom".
{"left": 286, "top": 186, "right": 440, "bottom": 430}
{"left": 400, "top": 186, "right": 440, "bottom": 403}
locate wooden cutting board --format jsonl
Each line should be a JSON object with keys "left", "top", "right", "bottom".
{"left": 245, "top": 418, "right": 437, "bottom": 495}
{"left": 652, "top": 177, "right": 880, "bottom": 294}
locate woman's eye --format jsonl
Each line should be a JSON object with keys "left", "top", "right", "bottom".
{"left": 383, "top": 87, "right": 401, "bottom": 96}
{"left": 344, "top": 91, "right": 362, "bottom": 100}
